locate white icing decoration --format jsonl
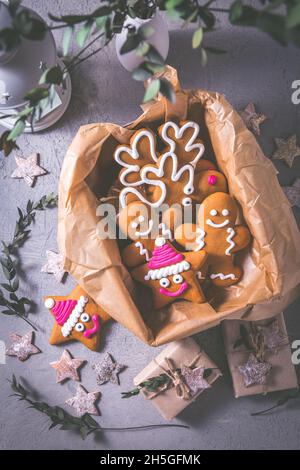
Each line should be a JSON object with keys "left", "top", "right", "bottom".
{"left": 161, "top": 121, "right": 205, "bottom": 167}
{"left": 120, "top": 185, "right": 166, "bottom": 209}
{"left": 131, "top": 221, "right": 138, "bottom": 229}
{"left": 173, "top": 274, "right": 183, "bottom": 284}
{"left": 182, "top": 197, "right": 192, "bottom": 207}
{"left": 135, "top": 219, "right": 154, "bottom": 237}
{"left": 222, "top": 209, "right": 229, "bottom": 216}
{"left": 210, "top": 209, "right": 217, "bottom": 216}
{"left": 114, "top": 129, "right": 158, "bottom": 187}
{"left": 155, "top": 236, "right": 166, "bottom": 247}
{"left": 75, "top": 323, "right": 84, "bottom": 332}
{"left": 210, "top": 273, "right": 236, "bottom": 280}
{"left": 225, "top": 227, "right": 235, "bottom": 256}
{"left": 195, "top": 227, "right": 206, "bottom": 251}
{"left": 206, "top": 218, "right": 229, "bottom": 228}
{"left": 138, "top": 215, "right": 145, "bottom": 222}
{"left": 145, "top": 260, "right": 190, "bottom": 281}
{"left": 159, "top": 277, "right": 170, "bottom": 288}
{"left": 158, "top": 222, "right": 172, "bottom": 240}
{"left": 61, "top": 300, "right": 90, "bottom": 338}
{"left": 44, "top": 298, "right": 55, "bottom": 309}
{"left": 135, "top": 241, "right": 150, "bottom": 261}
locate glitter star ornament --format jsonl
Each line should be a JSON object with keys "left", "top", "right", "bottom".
{"left": 238, "top": 353, "right": 272, "bottom": 387}
{"left": 283, "top": 179, "right": 300, "bottom": 208}
{"left": 257, "top": 320, "right": 285, "bottom": 350}
{"left": 181, "top": 365, "right": 211, "bottom": 397}
{"left": 92, "top": 353, "right": 126, "bottom": 385}
{"left": 66, "top": 384, "right": 100, "bottom": 417}
{"left": 6, "top": 331, "right": 40, "bottom": 361}
{"left": 272, "top": 135, "right": 300, "bottom": 167}
{"left": 11, "top": 153, "right": 47, "bottom": 186}
{"left": 41, "top": 250, "right": 66, "bottom": 282}
{"left": 50, "top": 349, "right": 85, "bottom": 383}
{"left": 240, "top": 102, "right": 266, "bottom": 135}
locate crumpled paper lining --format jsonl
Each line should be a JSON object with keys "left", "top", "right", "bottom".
{"left": 58, "top": 66, "right": 300, "bottom": 346}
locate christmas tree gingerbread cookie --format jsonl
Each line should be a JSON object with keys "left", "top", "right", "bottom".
{"left": 175, "top": 192, "right": 251, "bottom": 286}
{"left": 131, "top": 236, "right": 207, "bottom": 309}
{"left": 44, "top": 285, "right": 111, "bottom": 351}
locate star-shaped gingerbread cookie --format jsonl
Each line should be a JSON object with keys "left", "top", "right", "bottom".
{"left": 272, "top": 134, "right": 300, "bottom": 167}
{"left": 41, "top": 250, "right": 66, "bottom": 283}
{"left": 131, "top": 236, "right": 207, "bottom": 310}
{"left": 50, "top": 349, "right": 85, "bottom": 383}
{"left": 92, "top": 353, "right": 126, "bottom": 385}
{"left": 238, "top": 353, "right": 272, "bottom": 387}
{"left": 66, "top": 384, "right": 100, "bottom": 417}
{"left": 240, "top": 102, "right": 266, "bottom": 135}
{"left": 6, "top": 331, "right": 41, "bottom": 361}
{"left": 44, "top": 285, "right": 111, "bottom": 351}
{"left": 11, "top": 153, "right": 47, "bottom": 186}
{"left": 181, "top": 365, "right": 211, "bottom": 397}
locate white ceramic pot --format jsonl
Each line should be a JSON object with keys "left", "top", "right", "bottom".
{"left": 115, "top": 13, "right": 169, "bottom": 72}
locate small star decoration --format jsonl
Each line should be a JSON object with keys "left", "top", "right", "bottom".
{"left": 257, "top": 320, "right": 285, "bottom": 350}
{"left": 240, "top": 102, "right": 266, "bottom": 135}
{"left": 238, "top": 353, "right": 272, "bottom": 387}
{"left": 272, "top": 135, "right": 300, "bottom": 167}
{"left": 66, "top": 384, "right": 100, "bottom": 417}
{"left": 11, "top": 153, "right": 47, "bottom": 186}
{"left": 283, "top": 179, "right": 300, "bottom": 208}
{"left": 92, "top": 352, "right": 125, "bottom": 385}
{"left": 181, "top": 365, "right": 211, "bottom": 397}
{"left": 41, "top": 250, "right": 66, "bottom": 283}
{"left": 50, "top": 349, "right": 85, "bottom": 383}
{"left": 6, "top": 331, "right": 40, "bottom": 361}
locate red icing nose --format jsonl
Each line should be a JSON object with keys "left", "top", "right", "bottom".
{"left": 208, "top": 175, "right": 217, "bottom": 185}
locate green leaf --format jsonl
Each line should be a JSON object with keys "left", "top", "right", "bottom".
{"left": 140, "top": 25, "right": 154, "bottom": 39}
{"left": 0, "top": 130, "right": 19, "bottom": 156}
{"left": 39, "top": 66, "right": 63, "bottom": 86}
{"left": 7, "top": 119, "right": 26, "bottom": 142}
{"left": 229, "top": 0, "right": 243, "bottom": 23}
{"left": 120, "top": 34, "right": 141, "bottom": 54}
{"left": 287, "top": 3, "right": 300, "bottom": 29}
{"left": 76, "top": 21, "right": 93, "bottom": 48}
{"left": 62, "top": 26, "right": 73, "bottom": 56}
{"left": 136, "top": 42, "right": 150, "bottom": 57}
{"left": 192, "top": 27, "right": 203, "bottom": 49}
{"left": 143, "top": 79, "right": 160, "bottom": 103}
{"left": 132, "top": 63, "right": 153, "bottom": 81}
{"left": 144, "top": 45, "right": 165, "bottom": 65}
{"left": 159, "top": 78, "right": 175, "bottom": 103}
{"left": 200, "top": 47, "right": 208, "bottom": 66}
{"left": 79, "top": 426, "right": 88, "bottom": 440}
{"left": 24, "top": 87, "right": 49, "bottom": 105}
{"left": 198, "top": 7, "right": 216, "bottom": 29}
{"left": 205, "top": 46, "right": 226, "bottom": 54}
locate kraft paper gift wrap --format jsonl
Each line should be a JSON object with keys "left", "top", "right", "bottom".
{"left": 222, "top": 313, "right": 298, "bottom": 397}
{"left": 133, "top": 337, "right": 222, "bottom": 420}
{"left": 57, "top": 65, "right": 300, "bottom": 346}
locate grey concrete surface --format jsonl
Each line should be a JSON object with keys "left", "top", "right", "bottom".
{"left": 0, "top": 0, "right": 300, "bottom": 450}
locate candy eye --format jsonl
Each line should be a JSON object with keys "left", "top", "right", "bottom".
{"left": 182, "top": 197, "right": 192, "bottom": 207}
{"left": 159, "top": 278, "right": 170, "bottom": 288}
{"left": 131, "top": 221, "right": 138, "bottom": 229}
{"left": 80, "top": 313, "right": 90, "bottom": 322}
{"left": 185, "top": 187, "right": 193, "bottom": 194}
{"left": 138, "top": 215, "right": 145, "bottom": 222}
{"left": 222, "top": 209, "right": 229, "bottom": 216}
{"left": 210, "top": 209, "right": 217, "bottom": 216}
{"left": 173, "top": 274, "right": 183, "bottom": 284}
{"left": 75, "top": 322, "right": 85, "bottom": 332}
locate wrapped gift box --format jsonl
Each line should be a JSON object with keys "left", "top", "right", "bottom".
{"left": 133, "top": 337, "right": 222, "bottom": 420}
{"left": 222, "top": 313, "right": 298, "bottom": 397}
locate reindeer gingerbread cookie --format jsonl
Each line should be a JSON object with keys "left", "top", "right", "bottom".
{"left": 131, "top": 236, "right": 207, "bottom": 309}
{"left": 175, "top": 192, "right": 251, "bottom": 287}
{"left": 44, "top": 285, "right": 111, "bottom": 351}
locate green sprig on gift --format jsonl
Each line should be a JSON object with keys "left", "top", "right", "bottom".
{"left": 0, "top": 193, "right": 58, "bottom": 330}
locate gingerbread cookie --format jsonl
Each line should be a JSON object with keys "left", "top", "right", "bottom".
{"left": 114, "top": 128, "right": 157, "bottom": 187}
{"left": 131, "top": 236, "right": 207, "bottom": 309}
{"left": 175, "top": 192, "right": 251, "bottom": 286}
{"left": 194, "top": 169, "right": 228, "bottom": 201}
{"left": 44, "top": 285, "right": 111, "bottom": 351}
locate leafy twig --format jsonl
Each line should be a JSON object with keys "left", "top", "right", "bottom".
{"left": 0, "top": 193, "right": 58, "bottom": 330}
{"left": 9, "top": 375, "right": 189, "bottom": 440}
{"left": 251, "top": 390, "right": 300, "bottom": 416}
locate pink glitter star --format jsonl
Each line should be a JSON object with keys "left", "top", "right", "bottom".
{"left": 11, "top": 153, "right": 47, "bottom": 186}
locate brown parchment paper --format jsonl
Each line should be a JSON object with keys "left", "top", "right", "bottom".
{"left": 58, "top": 66, "right": 300, "bottom": 346}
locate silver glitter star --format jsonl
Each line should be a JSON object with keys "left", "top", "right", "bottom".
{"left": 41, "top": 250, "right": 66, "bottom": 282}
{"left": 240, "top": 102, "right": 266, "bottom": 135}
{"left": 11, "top": 153, "right": 47, "bottom": 186}
{"left": 238, "top": 353, "right": 272, "bottom": 387}
{"left": 92, "top": 353, "right": 125, "bottom": 385}
{"left": 272, "top": 134, "right": 300, "bottom": 167}
{"left": 6, "top": 331, "right": 41, "bottom": 361}
{"left": 283, "top": 179, "right": 300, "bottom": 208}
{"left": 181, "top": 365, "right": 211, "bottom": 397}
{"left": 257, "top": 320, "right": 285, "bottom": 350}
{"left": 50, "top": 349, "right": 85, "bottom": 383}
{"left": 66, "top": 384, "right": 100, "bottom": 417}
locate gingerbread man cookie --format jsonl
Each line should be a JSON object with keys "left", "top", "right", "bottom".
{"left": 131, "top": 236, "right": 207, "bottom": 309}
{"left": 175, "top": 192, "right": 251, "bottom": 286}
{"left": 114, "top": 128, "right": 157, "bottom": 187}
{"left": 44, "top": 285, "right": 111, "bottom": 351}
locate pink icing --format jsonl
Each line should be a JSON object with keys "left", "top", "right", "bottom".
{"left": 84, "top": 314, "right": 100, "bottom": 338}
{"left": 159, "top": 281, "right": 189, "bottom": 297}
{"left": 208, "top": 174, "right": 217, "bottom": 185}
{"left": 52, "top": 299, "right": 77, "bottom": 326}
{"left": 148, "top": 244, "right": 184, "bottom": 269}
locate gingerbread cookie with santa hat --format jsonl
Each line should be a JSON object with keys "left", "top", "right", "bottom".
{"left": 44, "top": 285, "right": 111, "bottom": 351}
{"left": 131, "top": 235, "right": 207, "bottom": 309}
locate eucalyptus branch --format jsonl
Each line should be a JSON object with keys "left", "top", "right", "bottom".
{"left": 9, "top": 375, "right": 189, "bottom": 440}
{"left": 0, "top": 193, "right": 58, "bottom": 330}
